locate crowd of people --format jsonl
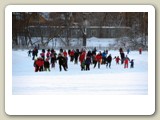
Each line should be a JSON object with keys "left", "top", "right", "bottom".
{"left": 28, "top": 47, "right": 143, "bottom": 72}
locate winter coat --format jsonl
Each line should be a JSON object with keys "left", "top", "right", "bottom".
{"left": 124, "top": 57, "right": 130, "bottom": 64}
{"left": 116, "top": 57, "right": 120, "bottom": 63}
{"left": 79, "top": 52, "right": 85, "bottom": 63}
{"left": 36, "top": 59, "right": 44, "bottom": 67}
{"left": 74, "top": 51, "right": 79, "bottom": 58}
{"left": 44, "top": 60, "right": 50, "bottom": 68}
{"left": 106, "top": 55, "right": 112, "bottom": 63}
{"left": 63, "top": 51, "right": 67, "bottom": 57}
{"left": 70, "top": 50, "right": 75, "bottom": 57}
{"left": 120, "top": 52, "right": 125, "bottom": 59}
{"left": 102, "top": 52, "right": 107, "bottom": 58}
{"left": 130, "top": 60, "right": 134, "bottom": 65}
{"left": 51, "top": 56, "right": 56, "bottom": 63}
{"left": 57, "top": 55, "right": 66, "bottom": 65}
{"left": 85, "top": 57, "right": 91, "bottom": 65}
{"left": 96, "top": 54, "right": 102, "bottom": 62}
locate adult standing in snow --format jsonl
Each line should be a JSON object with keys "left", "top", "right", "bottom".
{"left": 79, "top": 51, "right": 86, "bottom": 70}
{"left": 102, "top": 50, "right": 107, "bottom": 64}
{"left": 120, "top": 52, "right": 125, "bottom": 64}
{"left": 70, "top": 49, "right": 75, "bottom": 62}
{"left": 106, "top": 54, "right": 112, "bottom": 68}
{"left": 127, "top": 48, "right": 130, "bottom": 54}
{"left": 119, "top": 47, "right": 125, "bottom": 64}
{"left": 63, "top": 50, "right": 68, "bottom": 69}
{"left": 119, "top": 47, "right": 123, "bottom": 53}
{"left": 32, "top": 48, "right": 36, "bottom": 60}
{"left": 139, "top": 47, "right": 142, "bottom": 54}
{"left": 57, "top": 53, "right": 67, "bottom": 71}
{"left": 92, "top": 54, "right": 97, "bottom": 68}
{"left": 74, "top": 49, "right": 80, "bottom": 64}
{"left": 51, "top": 54, "right": 56, "bottom": 68}
{"left": 94, "top": 52, "right": 102, "bottom": 69}
{"left": 92, "top": 47, "right": 97, "bottom": 56}
{"left": 34, "top": 47, "right": 38, "bottom": 57}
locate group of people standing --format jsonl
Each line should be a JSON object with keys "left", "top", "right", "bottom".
{"left": 28, "top": 46, "right": 141, "bottom": 72}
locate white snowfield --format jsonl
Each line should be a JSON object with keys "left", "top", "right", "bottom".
{"left": 12, "top": 50, "right": 148, "bottom": 95}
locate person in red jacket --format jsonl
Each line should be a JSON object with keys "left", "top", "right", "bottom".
{"left": 34, "top": 57, "right": 44, "bottom": 72}
{"left": 79, "top": 51, "right": 86, "bottom": 70}
{"left": 114, "top": 56, "right": 121, "bottom": 64}
{"left": 139, "top": 47, "right": 142, "bottom": 54}
{"left": 94, "top": 52, "right": 102, "bottom": 69}
{"left": 63, "top": 50, "right": 67, "bottom": 57}
{"left": 70, "top": 49, "right": 75, "bottom": 62}
{"left": 39, "top": 57, "right": 44, "bottom": 71}
{"left": 124, "top": 55, "right": 130, "bottom": 68}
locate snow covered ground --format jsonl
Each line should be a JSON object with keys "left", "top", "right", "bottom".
{"left": 12, "top": 49, "right": 148, "bottom": 95}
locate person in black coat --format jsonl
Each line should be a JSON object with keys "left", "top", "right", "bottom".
{"left": 44, "top": 58, "right": 50, "bottom": 71}
{"left": 120, "top": 52, "right": 125, "bottom": 64}
{"left": 130, "top": 59, "right": 134, "bottom": 68}
{"left": 51, "top": 54, "right": 56, "bottom": 68}
{"left": 57, "top": 53, "right": 67, "bottom": 71}
{"left": 106, "top": 54, "right": 112, "bottom": 68}
{"left": 85, "top": 56, "right": 91, "bottom": 71}
{"left": 74, "top": 49, "right": 79, "bottom": 64}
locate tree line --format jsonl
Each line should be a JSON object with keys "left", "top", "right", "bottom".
{"left": 12, "top": 12, "right": 148, "bottom": 49}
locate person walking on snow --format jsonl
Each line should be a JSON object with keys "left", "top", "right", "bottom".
{"left": 130, "top": 59, "right": 134, "bottom": 68}
{"left": 124, "top": 55, "right": 130, "bottom": 68}
{"left": 79, "top": 51, "right": 86, "bottom": 70}
{"left": 57, "top": 53, "right": 67, "bottom": 71}
{"left": 114, "top": 56, "right": 121, "bottom": 64}
{"left": 106, "top": 54, "right": 112, "bottom": 68}
{"left": 51, "top": 54, "right": 56, "bottom": 68}
{"left": 127, "top": 48, "right": 130, "bottom": 54}
{"left": 139, "top": 47, "right": 142, "bottom": 54}
{"left": 94, "top": 52, "right": 102, "bottom": 69}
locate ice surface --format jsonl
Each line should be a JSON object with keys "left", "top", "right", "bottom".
{"left": 12, "top": 48, "right": 148, "bottom": 95}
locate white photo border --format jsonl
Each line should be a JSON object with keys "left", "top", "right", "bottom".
{"left": 5, "top": 5, "right": 155, "bottom": 115}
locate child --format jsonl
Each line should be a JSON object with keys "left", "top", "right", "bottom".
{"left": 114, "top": 56, "right": 120, "bottom": 64}
{"left": 130, "top": 59, "right": 134, "bottom": 68}
{"left": 124, "top": 55, "right": 130, "bottom": 68}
